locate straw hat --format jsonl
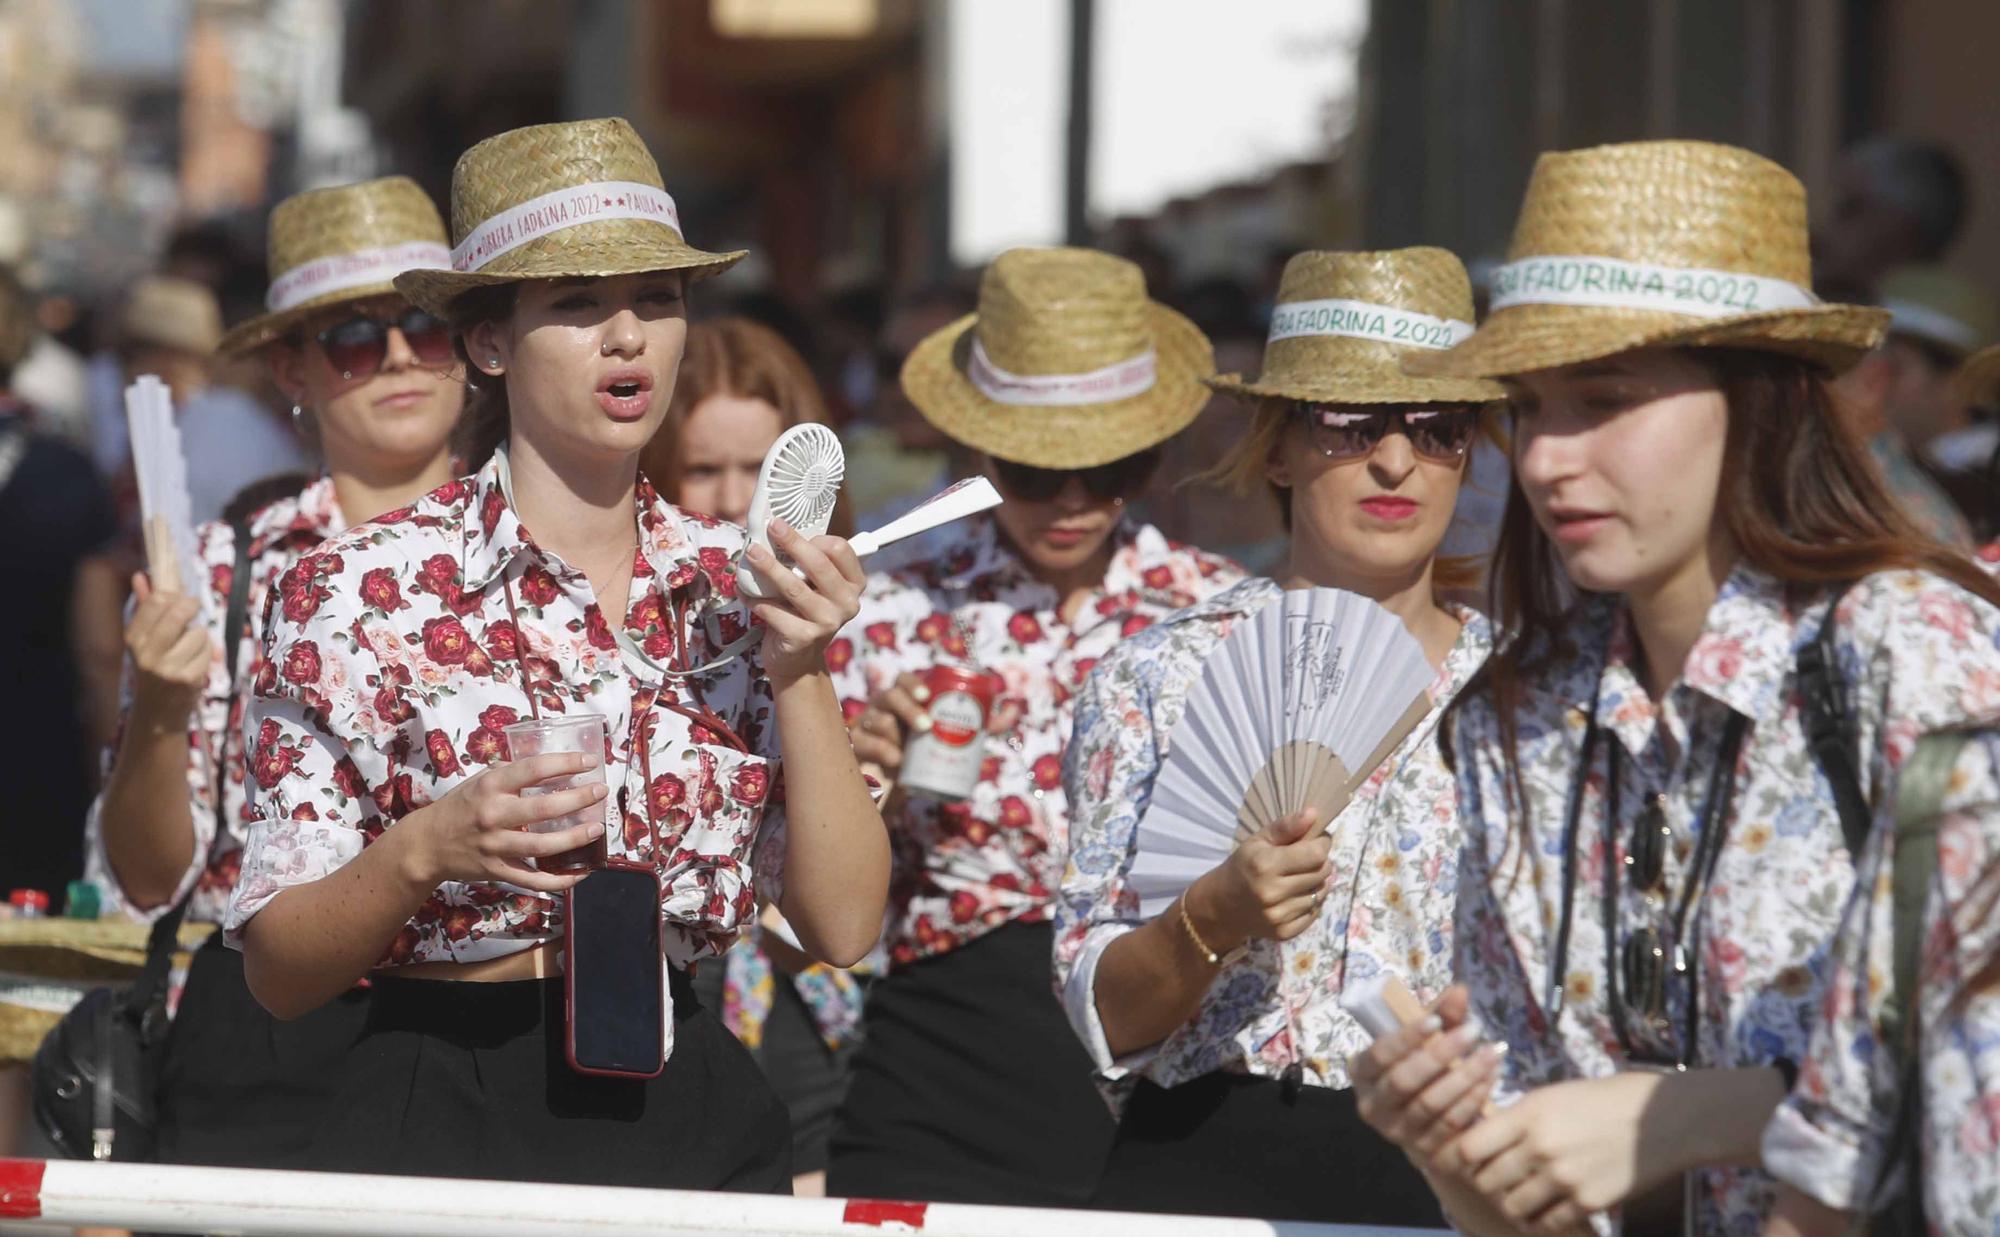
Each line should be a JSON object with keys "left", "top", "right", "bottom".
{"left": 1878, "top": 265, "right": 1998, "bottom": 361}
{"left": 1952, "top": 343, "right": 2000, "bottom": 410}
{"left": 1405, "top": 140, "right": 1888, "bottom": 380}
{"left": 218, "top": 176, "right": 451, "bottom": 356}
{"left": 1208, "top": 248, "right": 1502, "bottom": 405}
{"left": 120, "top": 276, "right": 221, "bottom": 356}
{"left": 395, "top": 117, "right": 745, "bottom": 317}
{"left": 900, "top": 246, "right": 1213, "bottom": 469}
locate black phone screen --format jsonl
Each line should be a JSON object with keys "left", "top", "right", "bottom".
{"left": 567, "top": 864, "right": 665, "bottom": 1077}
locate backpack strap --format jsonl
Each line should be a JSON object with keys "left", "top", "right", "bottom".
{"left": 1796, "top": 582, "right": 1872, "bottom": 858}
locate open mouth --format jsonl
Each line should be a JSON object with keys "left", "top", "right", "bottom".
{"left": 596, "top": 369, "right": 654, "bottom": 420}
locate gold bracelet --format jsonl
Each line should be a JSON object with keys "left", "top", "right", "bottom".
{"left": 1177, "top": 895, "right": 1227, "bottom": 967}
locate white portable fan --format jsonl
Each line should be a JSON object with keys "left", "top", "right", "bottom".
{"left": 1126, "top": 588, "right": 1437, "bottom": 918}
{"left": 124, "top": 374, "right": 204, "bottom": 607}
{"left": 736, "top": 425, "right": 1005, "bottom": 599}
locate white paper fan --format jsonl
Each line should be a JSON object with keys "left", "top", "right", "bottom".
{"left": 124, "top": 374, "right": 204, "bottom": 610}
{"left": 1126, "top": 588, "right": 1436, "bottom": 918}
{"left": 737, "top": 423, "right": 847, "bottom": 599}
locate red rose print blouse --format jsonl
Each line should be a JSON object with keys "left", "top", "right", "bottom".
{"left": 825, "top": 515, "right": 1241, "bottom": 968}
{"left": 224, "top": 449, "right": 787, "bottom": 972}
{"left": 84, "top": 476, "right": 346, "bottom": 924}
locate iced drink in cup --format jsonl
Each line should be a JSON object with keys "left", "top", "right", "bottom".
{"left": 502, "top": 714, "right": 610, "bottom": 873}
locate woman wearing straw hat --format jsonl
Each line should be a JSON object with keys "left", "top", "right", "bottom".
{"left": 1054, "top": 248, "right": 1498, "bottom": 1225}
{"left": 823, "top": 246, "right": 1242, "bottom": 1206}
{"left": 1346, "top": 140, "right": 2000, "bottom": 1235}
{"left": 224, "top": 118, "right": 886, "bottom": 1190}
{"left": 83, "top": 175, "right": 464, "bottom": 1169}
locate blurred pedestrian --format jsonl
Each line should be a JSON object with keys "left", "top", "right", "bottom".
{"left": 1815, "top": 135, "right": 1968, "bottom": 296}
{"left": 825, "top": 246, "right": 1243, "bottom": 1208}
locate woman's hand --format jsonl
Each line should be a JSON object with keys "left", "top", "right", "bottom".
{"left": 399, "top": 752, "right": 608, "bottom": 895}
{"left": 1449, "top": 1072, "right": 1670, "bottom": 1232}
{"left": 1762, "top": 1186, "right": 1849, "bottom": 1237}
{"left": 846, "top": 672, "right": 933, "bottom": 774}
{"left": 747, "top": 518, "right": 865, "bottom": 686}
{"left": 1182, "top": 809, "right": 1333, "bottom": 952}
{"left": 1351, "top": 986, "right": 1505, "bottom": 1164}
{"left": 124, "top": 572, "right": 211, "bottom": 717}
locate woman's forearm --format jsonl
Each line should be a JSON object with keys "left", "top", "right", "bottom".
{"left": 1667, "top": 1065, "right": 1787, "bottom": 1170}
{"left": 241, "top": 821, "right": 436, "bottom": 1019}
{"left": 1095, "top": 872, "right": 1240, "bottom": 1057}
{"left": 98, "top": 695, "right": 201, "bottom": 910}
{"left": 770, "top": 669, "right": 890, "bottom": 967}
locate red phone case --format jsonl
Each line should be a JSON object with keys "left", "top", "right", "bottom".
{"left": 563, "top": 859, "right": 667, "bottom": 1079}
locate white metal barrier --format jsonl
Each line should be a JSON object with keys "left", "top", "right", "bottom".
{"left": 0, "top": 1158, "right": 1446, "bottom": 1236}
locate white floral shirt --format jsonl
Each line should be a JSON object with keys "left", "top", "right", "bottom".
{"left": 825, "top": 515, "right": 1242, "bottom": 968}
{"left": 224, "top": 449, "right": 787, "bottom": 979}
{"left": 1054, "top": 578, "right": 1491, "bottom": 1112}
{"left": 84, "top": 476, "right": 345, "bottom": 924}
{"left": 1453, "top": 565, "right": 2000, "bottom": 1232}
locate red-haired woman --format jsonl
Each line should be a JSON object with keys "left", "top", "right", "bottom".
{"left": 1350, "top": 140, "right": 2000, "bottom": 1235}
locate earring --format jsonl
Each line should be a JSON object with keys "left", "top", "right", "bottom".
{"left": 1112, "top": 497, "right": 1126, "bottom": 507}
{"left": 290, "top": 404, "right": 303, "bottom": 427}
{"left": 488, "top": 357, "right": 502, "bottom": 371}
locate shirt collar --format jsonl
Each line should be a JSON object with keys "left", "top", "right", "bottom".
{"left": 245, "top": 473, "right": 346, "bottom": 555}
{"left": 461, "top": 446, "right": 701, "bottom": 594}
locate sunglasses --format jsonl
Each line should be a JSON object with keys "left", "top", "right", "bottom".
{"left": 315, "top": 308, "right": 455, "bottom": 380}
{"left": 1619, "top": 795, "right": 1679, "bottom": 1062}
{"left": 990, "top": 448, "right": 1161, "bottom": 504}
{"left": 1295, "top": 403, "right": 1479, "bottom": 463}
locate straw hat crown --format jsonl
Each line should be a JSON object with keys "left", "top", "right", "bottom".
{"left": 1953, "top": 343, "right": 2000, "bottom": 411}
{"left": 124, "top": 276, "right": 222, "bottom": 356}
{"left": 395, "top": 117, "right": 745, "bottom": 317}
{"left": 219, "top": 175, "right": 450, "bottom": 355}
{"left": 1209, "top": 247, "right": 1502, "bottom": 405}
{"left": 899, "top": 246, "right": 1215, "bottom": 470}
{"left": 1406, "top": 140, "right": 1888, "bottom": 379}
{"left": 1879, "top": 264, "right": 1999, "bottom": 358}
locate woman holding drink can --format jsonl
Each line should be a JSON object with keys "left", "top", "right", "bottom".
{"left": 824, "top": 247, "right": 1243, "bottom": 1206}
{"left": 223, "top": 119, "right": 888, "bottom": 1190}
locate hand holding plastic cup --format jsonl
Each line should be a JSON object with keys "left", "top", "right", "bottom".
{"left": 502, "top": 714, "right": 610, "bottom": 873}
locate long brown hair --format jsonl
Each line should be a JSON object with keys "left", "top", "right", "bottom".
{"left": 642, "top": 315, "right": 852, "bottom": 536}
{"left": 445, "top": 283, "right": 518, "bottom": 469}
{"left": 1455, "top": 347, "right": 2000, "bottom": 868}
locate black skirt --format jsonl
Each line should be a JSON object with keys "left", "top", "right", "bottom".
{"left": 303, "top": 968, "right": 792, "bottom": 1191}
{"left": 1091, "top": 1071, "right": 1446, "bottom": 1226}
{"left": 155, "top": 933, "right": 371, "bottom": 1170}
{"left": 826, "top": 920, "right": 1114, "bottom": 1207}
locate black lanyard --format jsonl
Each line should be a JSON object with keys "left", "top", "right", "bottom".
{"left": 1549, "top": 699, "right": 1751, "bottom": 1069}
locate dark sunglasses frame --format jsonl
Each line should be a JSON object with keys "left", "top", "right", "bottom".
{"left": 990, "top": 448, "right": 1162, "bottom": 504}
{"left": 315, "top": 307, "right": 455, "bottom": 380}
{"left": 1293, "top": 402, "right": 1480, "bottom": 463}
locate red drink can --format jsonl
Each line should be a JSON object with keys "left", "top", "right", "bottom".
{"left": 900, "top": 665, "right": 999, "bottom": 801}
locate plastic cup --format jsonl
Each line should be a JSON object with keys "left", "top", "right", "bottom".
{"left": 502, "top": 714, "right": 610, "bottom": 873}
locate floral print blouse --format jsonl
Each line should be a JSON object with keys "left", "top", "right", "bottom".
{"left": 1761, "top": 606, "right": 2000, "bottom": 1231}
{"left": 825, "top": 515, "right": 1241, "bottom": 968}
{"left": 1054, "top": 577, "right": 1491, "bottom": 1112}
{"left": 224, "top": 449, "right": 788, "bottom": 981}
{"left": 84, "top": 476, "right": 345, "bottom": 925}
{"left": 1452, "top": 565, "right": 2000, "bottom": 1232}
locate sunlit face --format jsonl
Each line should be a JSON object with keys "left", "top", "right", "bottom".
{"left": 469, "top": 272, "right": 688, "bottom": 467}
{"left": 272, "top": 294, "right": 464, "bottom": 475}
{"left": 676, "top": 393, "right": 785, "bottom": 527}
{"left": 1506, "top": 348, "right": 1730, "bottom": 596}
{"left": 1268, "top": 403, "right": 1471, "bottom": 586}
{"left": 986, "top": 454, "right": 1145, "bottom": 579}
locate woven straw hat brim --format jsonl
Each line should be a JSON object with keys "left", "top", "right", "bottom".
{"left": 395, "top": 239, "right": 746, "bottom": 319}
{"left": 1403, "top": 302, "right": 1890, "bottom": 380}
{"left": 1206, "top": 355, "right": 1501, "bottom": 405}
{"left": 901, "top": 304, "right": 1214, "bottom": 469}
{"left": 1953, "top": 343, "right": 2000, "bottom": 409}
{"left": 218, "top": 281, "right": 406, "bottom": 358}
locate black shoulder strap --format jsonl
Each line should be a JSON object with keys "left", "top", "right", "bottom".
{"left": 1796, "top": 581, "right": 1871, "bottom": 858}
{"left": 122, "top": 515, "right": 254, "bottom": 1014}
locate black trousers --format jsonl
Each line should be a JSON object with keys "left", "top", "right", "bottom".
{"left": 826, "top": 920, "right": 1114, "bottom": 1207}
{"left": 155, "top": 934, "right": 371, "bottom": 1171}
{"left": 691, "top": 956, "right": 859, "bottom": 1175}
{"left": 304, "top": 969, "right": 792, "bottom": 1191}
{"left": 1091, "top": 1071, "right": 1447, "bottom": 1226}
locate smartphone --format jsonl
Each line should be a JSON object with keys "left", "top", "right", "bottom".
{"left": 564, "top": 861, "right": 666, "bottom": 1079}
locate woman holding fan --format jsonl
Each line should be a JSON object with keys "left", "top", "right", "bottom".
{"left": 1350, "top": 140, "right": 2000, "bottom": 1234}
{"left": 1054, "top": 248, "right": 1499, "bottom": 1225}
{"left": 224, "top": 118, "right": 887, "bottom": 1189}
{"left": 825, "top": 246, "right": 1242, "bottom": 1207}
{"left": 84, "top": 175, "right": 464, "bottom": 1169}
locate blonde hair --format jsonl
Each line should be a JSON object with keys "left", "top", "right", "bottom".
{"left": 1202, "top": 395, "right": 1502, "bottom": 594}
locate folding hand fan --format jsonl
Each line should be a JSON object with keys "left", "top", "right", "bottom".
{"left": 735, "top": 425, "right": 1006, "bottom": 599}
{"left": 1126, "top": 588, "right": 1437, "bottom": 919}
{"left": 124, "top": 375, "right": 204, "bottom": 607}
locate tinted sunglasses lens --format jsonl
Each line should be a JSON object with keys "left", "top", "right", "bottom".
{"left": 1303, "top": 405, "right": 1378, "bottom": 458}
{"left": 1407, "top": 410, "right": 1478, "bottom": 459}
{"left": 1622, "top": 929, "right": 1668, "bottom": 1019}
{"left": 397, "top": 311, "right": 455, "bottom": 365}
{"left": 1083, "top": 449, "right": 1159, "bottom": 501}
{"left": 993, "top": 460, "right": 1065, "bottom": 502}
{"left": 1627, "top": 801, "right": 1668, "bottom": 892}
{"left": 319, "top": 318, "right": 387, "bottom": 378}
